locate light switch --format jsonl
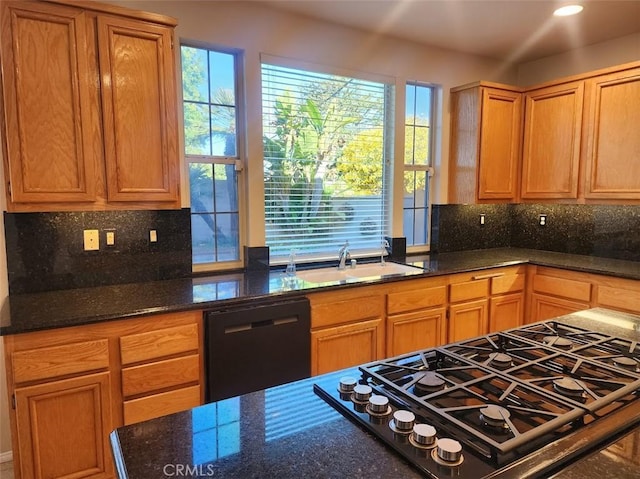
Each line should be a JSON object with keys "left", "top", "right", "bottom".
{"left": 106, "top": 230, "right": 115, "bottom": 247}
{"left": 83, "top": 229, "right": 100, "bottom": 251}
{"left": 149, "top": 229, "right": 158, "bottom": 243}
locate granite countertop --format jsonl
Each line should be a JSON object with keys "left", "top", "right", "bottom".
{"left": 1, "top": 247, "right": 639, "bottom": 335}
{"left": 110, "top": 308, "right": 640, "bottom": 479}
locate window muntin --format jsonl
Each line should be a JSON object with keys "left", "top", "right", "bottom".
{"left": 261, "top": 63, "right": 393, "bottom": 260}
{"left": 181, "top": 45, "right": 242, "bottom": 266}
{"left": 404, "top": 82, "right": 435, "bottom": 248}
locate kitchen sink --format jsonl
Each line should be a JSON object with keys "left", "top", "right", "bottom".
{"left": 296, "top": 262, "right": 424, "bottom": 284}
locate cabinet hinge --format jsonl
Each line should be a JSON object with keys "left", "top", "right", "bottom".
{"left": 171, "top": 37, "right": 174, "bottom": 49}
{"left": 7, "top": 181, "right": 11, "bottom": 196}
{"left": 11, "top": 394, "right": 15, "bottom": 409}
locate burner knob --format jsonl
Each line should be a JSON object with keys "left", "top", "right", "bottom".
{"left": 339, "top": 376, "right": 357, "bottom": 393}
{"left": 368, "top": 394, "right": 389, "bottom": 414}
{"left": 412, "top": 424, "right": 437, "bottom": 447}
{"left": 437, "top": 438, "right": 462, "bottom": 463}
{"left": 393, "top": 410, "right": 416, "bottom": 432}
{"left": 352, "top": 384, "right": 372, "bottom": 402}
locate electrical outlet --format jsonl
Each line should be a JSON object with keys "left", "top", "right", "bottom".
{"left": 83, "top": 229, "right": 100, "bottom": 251}
{"left": 539, "top": 214, "right": 547, "bottom": 226}
{"left": 480, "top": 214, "right": 486, "bottom": 226}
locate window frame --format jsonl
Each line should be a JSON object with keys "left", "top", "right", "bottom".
{"left": 260, "top": 57, "right": 396, "bottom": 263}
{"left": 403, "top": 81, "right": 438, "bottom": 252}
{"left": 180, "top": 41, "right": 247, "bottom": 272}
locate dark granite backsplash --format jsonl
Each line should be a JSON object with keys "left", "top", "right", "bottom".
{"left": 432, "top": 204, "right": 640, "bottom": 261}
{"left": 431, "top": 204, "right": 512, "bottom": 253}
{"left": 4, "top": 209, "right": 192, "bottom": 294}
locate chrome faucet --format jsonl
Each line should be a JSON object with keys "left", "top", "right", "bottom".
{"left": 338, "top": 240, "right": 351, "bottom": 270}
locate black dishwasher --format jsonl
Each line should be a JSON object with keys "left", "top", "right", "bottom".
{"left": 205, "top": 297, "right": 311, "bottom": 402}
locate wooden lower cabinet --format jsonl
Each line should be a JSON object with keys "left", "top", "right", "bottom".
{"left": 14, "top": 372, "right": 113, "bottom": 479}
{"left": 489, "top": 293, "right": 524, "bottom": 332}
{"left": 387, "top": 308, "right": 446, "bottom": 356}
{"left": 448, "top": 299, "right": 489, "bottom": 342}
{"left": 528, "top": 293, "right": 589, "bottom": 323}
{"left": 311, "top": 319, "right": 384, "bottom": 375}
{"left": 3, "top": 310, "right": 204, "bottom": 479}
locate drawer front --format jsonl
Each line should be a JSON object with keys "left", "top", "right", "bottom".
{"left": 120, "top": 323, "right": 199, "bottom": 365}
{"left": 311, "top": 295, "right": 384, "bottom": 328}
{"left": 449, "top": 279, "right": 489, "bottom": 303}
{"left": 596, "top": 286, "right": 640, "bottom": 313}
{"left": 123, "top": 385, "right": 201, "bottom": 425}
{"left": 121, "top": 354, "right": 200, "bottom": 398}
{"left": 533, "top": 275, "right": 591, "bottom": 302}
{"left": 12, "top": 339, "right": 109, "bottom": 384}
{"left": 387, "top": 286, "right": 447, "bottom": 315}
{"left": 491, "top": 273, "right": 525, "bottom": 295}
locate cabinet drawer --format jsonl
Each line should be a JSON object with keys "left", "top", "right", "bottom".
{"left": 596, "top": 286, "right": 640, "bottom": 313}
{"left": 387, "top": 285, "right": 447, "bottom": 315}
{"left": 121, "top": 354, "right": 200, "bottom": 398}
{"left": 533, "top": 275, "right": 591, "bottom": 302}
{"left": 449, "top": 279, "right": 489, "bottom": 303}
{"left": 123, "top": 385, "right": 201, "bottom": 425}
{"left": 12, "top": 339, "right": 109, "bottom": 384}
{"left": 311, "top": 295, "right": 384, "bottom": 329}
{"left": 120, "top": 323, "right": 199, "bottom": 365}
{"left": 491, "top": 273, "right": 525, "bottom": 295}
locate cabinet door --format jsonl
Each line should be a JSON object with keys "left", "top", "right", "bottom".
{"left": 521, "top": 81, "right": 584, "bottom": 199}
{"left": 448, "top": 299, "right": 488, "bottom": 342}
{"left": 489, "top": 293, "right": 523, "bottom": 333}
{"left": 528, "top": 293, "right": 589, "bottom": 324}
{"left": 0, "top": 1, "right": 97, "bottom": 204}
{"left": 387, "top": 308, "right": 446, "bottom": 357}
{"left": 311, "top": 318, "right": 384, "bottom": 376}
{"left": 478, "top": 88, "right": 522, "bottom": 200}
{"left": 14, "top": 372, "right": 113, "bottom": 479}
{"left": 584, "top": 67, "right": 640, "bottom": 199}
{"left": 97, "top": 15, "right": 179, "bottom": 203}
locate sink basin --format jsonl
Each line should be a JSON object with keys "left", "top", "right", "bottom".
{"left": 296, "top": 262, "right": 424, "bottom": 284}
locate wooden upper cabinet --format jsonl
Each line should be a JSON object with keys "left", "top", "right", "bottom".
{"left": 0, "top": 0, "right": 180, "bottom": 211}
{"left": 0, "top": 1, "right": 97, "bottom": 204}
{"left": 521, "top": 81, "right": 584, "bottom": 199}
{"left": 583, "top": 66, "right": 640, "bottom": 199}
{"left": 449, "top": 83, "right": 522, "bottom": 203}
{"left": 98, "top": 15, "right": 179, "bottom": 203}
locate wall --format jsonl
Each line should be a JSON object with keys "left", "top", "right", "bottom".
{"left": 517, "top": 32, "right": 640, "bottom": 86}
{"left": 109, "top": 0, "right": 517, "bottom": 238}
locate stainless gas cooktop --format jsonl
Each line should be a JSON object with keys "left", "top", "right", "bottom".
{"left": 314, "top": 319, "right": 640, "bottom": 479}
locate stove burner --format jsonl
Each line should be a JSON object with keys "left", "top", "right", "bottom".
{"left": 432, "top": 438, "right": 464, "bottom": 466}
{"left": 389, "top": 410, "right": 415, "bottom": 434}
{"left": 543, "top": 336, "right": 574, "bottom": 350}
{"left": 366, "top": 395, "right": 392, "bottom": 416}
{"left": 409, "top": 424, "right": 437, "bottom": 449}
{"left": 553, "top": 377, "right": 585, "bottom": 397}
{"left": 488, "top": 352, "right": 513, "bottom": 369}
{"left": 414, "top": 371, "right": 445, "bottom": 394}
{"left": 479, "top": 405, "right": 511, "bottom": 429}
{"left": 613, "top": 356, "right": 638, "bottom": 370}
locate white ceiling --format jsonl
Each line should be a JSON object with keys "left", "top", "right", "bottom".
{"left": 261, "top": 0, "right": 640, "bottom": 63}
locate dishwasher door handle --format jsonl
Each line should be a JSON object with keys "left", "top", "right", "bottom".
{"left": 224, "top": 316, "right": 299, "bottom": 334}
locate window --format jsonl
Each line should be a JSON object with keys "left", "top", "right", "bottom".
{"left": 181, "top": 45, "right": 242, "bottom": 266}
{"left": 262, "top": 62, "right": 393, "bottom": 260}
{"left": 404, "top": 82, "right": 435, "bottom": 247}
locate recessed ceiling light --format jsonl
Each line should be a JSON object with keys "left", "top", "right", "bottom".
{"left": 553, "top": 5, "right": 584, "bottom": 16}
